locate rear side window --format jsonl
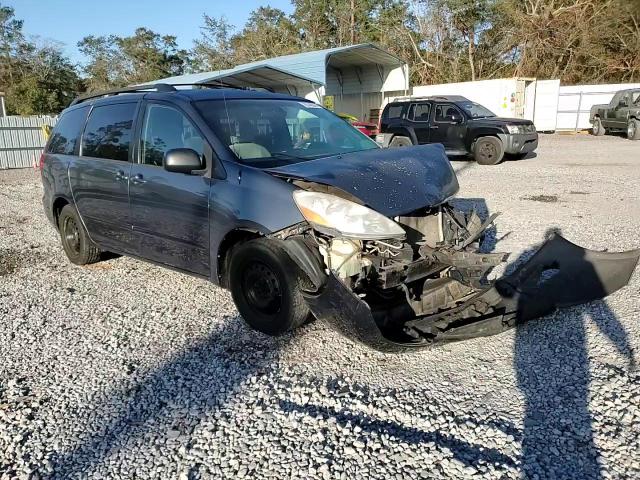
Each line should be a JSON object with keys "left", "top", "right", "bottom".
{"left": 47, "top": 107, "right": 89, "bottom": 155}
{"left": 409, "top": 103, "right": 431, "bottom": 122}
{"left": 385, "top": 104, "right": 404, "bottom": 120}
{"left": 82, "top": 103, "right": 136, "bottom": 161}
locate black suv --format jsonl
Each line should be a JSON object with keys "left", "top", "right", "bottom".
{"left": 376, "top": 95, "right": 538, "bottom": 165}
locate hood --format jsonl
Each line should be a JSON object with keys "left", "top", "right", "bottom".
{"left": 266, "top": 144, "right": 459, "bottom": 216}
{"left": 471, "top": 117, "right": 533, "bottom": 125}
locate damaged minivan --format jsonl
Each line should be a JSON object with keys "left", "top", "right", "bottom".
{"left": 41, "top": 85, "right": 640, "bottom": 351}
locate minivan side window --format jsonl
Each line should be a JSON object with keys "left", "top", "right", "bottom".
{"left": 47, "top": 107, "right": 89, "bottom": 155}
{"left": 140, "top": 104, "right": 205, "bottom": 167}
{"left": 82, "top": 103, "right": 136, "bottom": 161}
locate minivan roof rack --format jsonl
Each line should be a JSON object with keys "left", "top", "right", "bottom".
{"left": 70, "top": 82, "right": 252, "bottom": 106}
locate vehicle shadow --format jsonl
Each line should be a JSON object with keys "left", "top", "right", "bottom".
{"left": 507, "top": 229, "right": 636, "bottom": 479}
{"left": 47, "top": 311, "right": 519, "bottom": 478}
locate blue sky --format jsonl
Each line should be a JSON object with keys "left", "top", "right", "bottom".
{"left": 5, "top": 0, "right": 294, "bottom": 64}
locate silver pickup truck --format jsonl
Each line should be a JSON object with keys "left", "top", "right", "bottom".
{"left": 590, "top": 88, "right": 640, "bottom": 140}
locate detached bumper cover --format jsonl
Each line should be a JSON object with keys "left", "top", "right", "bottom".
{"left": 303, "top": 234, "right": 639, "bottom": 352}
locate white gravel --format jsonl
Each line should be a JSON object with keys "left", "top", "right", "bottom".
{"left": 1, "top": 133, "right": 639, "bottom": 479}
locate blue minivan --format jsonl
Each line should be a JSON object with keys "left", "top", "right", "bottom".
{"left": 40, "top": 84, "right": 638, "bottom": 351}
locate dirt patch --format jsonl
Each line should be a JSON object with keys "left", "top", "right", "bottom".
{"left": 569, "top": 191, "right": 589, "bottom": 195}
{"left": 520, "top": 194, "right": 559, "bottom": 203}
{"left": 0, "top": 249, "right": 43, "bottom": 276}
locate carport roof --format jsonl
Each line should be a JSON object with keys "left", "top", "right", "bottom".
{"left": 152, "top": 43, "right": 405, "bottom": 89}
{"left": 149, "top": 64, "right": 321, "bottom": 91}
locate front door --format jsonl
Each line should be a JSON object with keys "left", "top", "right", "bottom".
{"left": 69, "top": 101, "right": 138, "bottom": 253}
{"left": 430, "top": 103, "right": 466, "bottom": 154}
{"left": 129, "top": 102, "right": 211, "bottom": 276}
{"left": 614, "top": 93, "right": 630, "bottom": 128}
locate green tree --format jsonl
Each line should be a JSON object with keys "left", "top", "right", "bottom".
{"left": 1, "top": 3, "right": 81, "bottom": 115}
{"left": 190, "top": 15, "right": 236, "bottom": 72}
{"left": 79, "top": 28, "right": 189, "bottom": 91}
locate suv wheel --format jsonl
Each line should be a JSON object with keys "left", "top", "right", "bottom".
{"left": 389, "top": 136, "right": 413, "bottom": 147}
{"left": 627, "top": 118, "right": 640, "bottom": 140}
{"left": 473, "top": 136, "right": 504, "bottom": 165}
{"left": 592, "top": 118, "right": 606, "bottom": 136}
{"left": 58, "top": 205, "right": 101, "bottom": 265}
{"left": 228, "top": 238, "right": 311, "bottom": 336}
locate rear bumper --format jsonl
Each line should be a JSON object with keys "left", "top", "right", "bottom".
{"left": 499, "top": 133, "right": 538, "bottom": 154}
{"left": 302, "top": 235, "right": 639, "bottom": 352}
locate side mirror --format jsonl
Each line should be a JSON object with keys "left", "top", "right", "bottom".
{"left": 164, "top": 148, "right": 203, "bottom": 174}
{"left": 450, "top": 113, "right": 463, "bottom": 123}
{"left": 619, "top": 100, "right": 628, "bottom": 108}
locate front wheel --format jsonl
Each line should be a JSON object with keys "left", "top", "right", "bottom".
{"left": 591, "top": 118, "right": 605, "bottom": 136}
{"left": 627, "top": 118, "right": 640, "bottom": 140}
{"left": 228, "top": 238, "right": 311, "bottom": 336}
{"left": 473, "top": 136, "right": 504, "bottom": 165}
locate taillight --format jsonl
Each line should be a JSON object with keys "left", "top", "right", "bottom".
{"left": 38, "top": 152, "right": 46, "bottom": 171}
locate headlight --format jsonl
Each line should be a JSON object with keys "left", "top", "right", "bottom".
{"left": 293, "top": 190, "right": 405, "bottom": 239}
{"left": 506, "top": 124, "right": 523, "bottom": 134}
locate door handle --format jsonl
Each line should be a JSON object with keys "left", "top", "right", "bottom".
{"left": 115, "top": 170, "right": 128, "bottom": 181}
{"left": 131, "top": 173, "right": 146, "bottom": 185}
{"left": 431, "top": 125, "right": 439, "bottom": 129}
{"left": 131, "top": 173, "right": 147, "bottom": 185}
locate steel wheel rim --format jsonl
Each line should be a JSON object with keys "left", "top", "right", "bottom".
{"left": 593, "top": 120, "right": 600, "bottom": 134}
{"left": 63, "top": 217, "right": 81, "bottom": 255}
{"left": 242, "top": 261, "right": 282, "bottom": 315}
{"left": 629, "top": 122, "right": 636, "bottom": 138}
{"left": 479, "top": 141, "right": 496, "bottom": 161}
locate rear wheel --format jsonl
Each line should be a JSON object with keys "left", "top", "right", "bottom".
{"left": 473, "top": 136, "right": 504, "bottom": 165}
{"left": 228, "top": 238, "right": 311, "bottom": 336}
{"left": 389, "top": 136, "right": 413, "bottom": 147}
{"left": 58, "top": 205, "right": 101, "bottom": 265}
{"left": 591, "top": 117, "right": 606, "bottom": 136}
{"left": 627, "top": 118, "right": 640, "bottom": 140}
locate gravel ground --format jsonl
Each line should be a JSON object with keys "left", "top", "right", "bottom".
{"left": 1, "top": 133, "right": 639, "bottom": 479}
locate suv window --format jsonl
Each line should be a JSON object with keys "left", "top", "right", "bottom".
{"left": 140, "top": 104, "right": 205, "bottom": 167}
{"left": 435, "top": 104, "right": 462, "bottom": 122}
{"left": 409, "top": 103, "right": 431, "bottom": 122}
{"left": 82, "top": 103, "right": 136, "bottom": 161}
{"left": 385, "top": 104, "right": 404, "bottom": 120}
{"left": 47, "top": 107, "right": 89, "bottom": 155}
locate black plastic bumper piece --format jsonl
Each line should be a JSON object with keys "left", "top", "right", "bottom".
{"left": 302, "top": 234, "right": 639, "bottom": 352}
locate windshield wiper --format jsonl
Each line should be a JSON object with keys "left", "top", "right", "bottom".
{"left": 269, "top": 152, "right": 308, "bottom": 161}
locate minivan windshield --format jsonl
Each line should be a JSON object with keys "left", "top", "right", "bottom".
{"left": 195, "top": 98, "right": 378, "bottom": 167}
{"left": 459, "top": 101, "right": 496, "bottom": 119}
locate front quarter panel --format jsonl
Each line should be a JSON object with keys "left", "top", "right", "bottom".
{"left": 209, "top": 161, "right": 305, "bottom": 283}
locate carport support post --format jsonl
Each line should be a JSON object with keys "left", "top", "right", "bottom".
{"left": 0, "top": 93, "right": 6, "bottom": 118}
{"left": 575, "top": 92, "right": 583, "bottom": 132}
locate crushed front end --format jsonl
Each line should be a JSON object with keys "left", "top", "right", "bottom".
{"left": 275, "top": 202, "right": 639, "bottom": 352}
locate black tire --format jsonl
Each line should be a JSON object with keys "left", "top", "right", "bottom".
{"left": 389, "top": 136, "right": 413, "bottom": 147}
{"left": 592, "top": 117, "right": 606, "bottom": 136}
{"left": 505, "top": 152, "right": 528, "bottom": 160}
{"left": 627, "top": 118, "right": 640, "bottom": 140}
{"left": 228, "top": 238, "right": 311, "bottom": 336}
{"left": 473, "top": 136, "right": 504, "bottom": 165}
{"left": 58, "top": 205, "right": 101, "bottom": 265}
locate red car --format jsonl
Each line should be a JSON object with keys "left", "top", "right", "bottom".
{"left": 338, "top": 113, "right": 379, "bottom": 138}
